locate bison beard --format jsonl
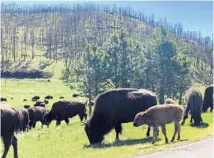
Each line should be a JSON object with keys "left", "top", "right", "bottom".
{"left": 84, "top": 88, "right": 157, "bottom": 144}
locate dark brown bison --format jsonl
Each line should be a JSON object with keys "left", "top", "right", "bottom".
{"left": 24, "top": 105, "right": 31, "bottom": 109}
{"left": 44, "top": 101, "right": 87, "bottom": 126}
{"left": 34, "top": 101, "right": 45, "bottom": 107}
{"left": 32, "top": 96, "right": 40, "bottom": 101}
{"left": 23, "top": 99, "right": 27, "bottom": 102}
{"left": 181, "top": 87, "right": 203, "bottom": 126}
{"left": 72, "top": 94, "right": 79, "bottom": 98}
{"left": 202, "top": 85, "right": 213, "bottom": 112}
{"left": 1, "top": 104, "right": 19, "bottom": 158}
{"left": 28, "top": 106, "right": 47, "bottom": 129}
{"left": 17, "top": 108, "right": 30, "bottom": 132}
{"left": 45, "top": 95, "right": 53, "bottom": 100}
{"left": 1, "top": 97, "right": 7, "bottom": 102}
{"left": 84, "top": 88, "right": 157, "bottom": 144}
{"left": 43, "top": 99, "right": 49, "bottom": 104}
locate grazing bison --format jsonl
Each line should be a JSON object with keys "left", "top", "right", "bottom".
{"left": 32, "top": 96, "right": 40, "bottom": 101}
{"left": 84, "top": 88, "right": 157, "bottom": 144}
{"left": 72, "top": 94, "right": 79, "bottom": 98}
{"left": 202, "top": 85, "right": 213, "bottom": 112}
{"left": 181, "top": 87, "right": 203, "bottom": 126}
{"left": 59, "top": 96, "right": 64, "bottom": 99}
{"left": 34, "top": 101, "right": 45, "bottom": 107}
{"left": 44, "top": 99, "right": 49, "bottom": 104}
{"left": 1, "top": 97, "right": 7, "bottom": 102}
{"left": 1, "top": 104, "right": 19, "bottom": 158}
{"left": 17, "top": 108, "right": 30, "bottom": 132}
{"left": 165, "top": 98, "right": 176, "bottom": 104}
{"left": 28, "top": 106, "right": 47, "bottom": 129}
{"left": 24, "top": 105, "right": 31, "bottom": 109}
{"left": 23, "top": 99, "right": 27, "bottom": 102}
{"left": 44, "top": 101, "right": 87, "bottom": 126}
{"left": 133, "top": 104, "right": 184, "bottom": 144}
{"left": 45, "top": 95, "right": 53, "bottom": 100}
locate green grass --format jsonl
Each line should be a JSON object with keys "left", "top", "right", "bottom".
{"left": 1, "top": 79, "right": 213, "bottom": 158}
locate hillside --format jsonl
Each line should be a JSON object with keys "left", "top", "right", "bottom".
{"left": 1, "top": 2, "right": 213, "bottom": 102}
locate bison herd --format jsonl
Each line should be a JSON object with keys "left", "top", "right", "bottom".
{"left": 0, "top": 85, "right": 213, "bottom": 158}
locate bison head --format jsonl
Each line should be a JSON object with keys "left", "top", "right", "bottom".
{"left": 84, "top": 122, "right": 104, "bottom": 144}
{"left": 133, "top": 112, "right": 152, "bottom": 127}
{"left": 44, "top": 112, "right": 52, "bottom": 126}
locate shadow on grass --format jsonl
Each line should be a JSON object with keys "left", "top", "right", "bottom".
{"left": 190, "top": 122, "right": 209, "bottom": 128}
{"left": 84, "top": 137, "right": 159, "bottom": 149}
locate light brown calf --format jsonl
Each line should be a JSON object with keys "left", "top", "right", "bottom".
{"left": 133, "top": 104, "right": 184, "bottom": 144}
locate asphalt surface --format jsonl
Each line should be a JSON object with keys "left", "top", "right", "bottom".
{"left": 135, "top": 137, "right": 214, "bottom": 158}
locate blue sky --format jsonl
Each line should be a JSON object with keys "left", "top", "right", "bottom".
{"left": 2, "top": 1, "right": 213, "bottom": 37}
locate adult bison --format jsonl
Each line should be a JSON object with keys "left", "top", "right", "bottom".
{"left": 181, "top": 87, "right": 203, "bottom": 126}
{"left": 44, "top": 101, "right": 87, "bottom": 126}
{"left": 45, "top": 95, "right": 53, "bottom": 100}
{"left": 32, "top": 96, "right": 40, "bottom": 101}
{"left": 34, "top": 101, "right": 45, "bottom": 107}
{"left": 202, "top": 85, "right": 213, "bottom": 112}
{"left": 28, "top": 106, "right": 47, "bottom": 129}
{"left": 1, "top": 104, "right": 19, "bottom": 158}
{"left": 1, "top": 97, "right": 7, "bottom": 102}
{"left": 84, "top": 88, "right": 157, "bottom": 144}
{"left": 17, "top": 108, "right": 30, "bottom": 132}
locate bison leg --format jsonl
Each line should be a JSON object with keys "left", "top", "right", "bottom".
{"left": 146, "top": 126, "right": 150, "bottom": 137}
{"left": 210, "top": 106, "right": 213, "bottom": 112}
{"left": 152, "top": 126, "right": 158, "bottom": 144}
{"left": 161, "top": 124, "right": 168, "bottom": 143}
{"left": 12, "top": 135, "right": 18, "bottom": 158}
{"left": 64, "top": 118, "right": 69, "bottom": 125}
{"left": 56, "top": 118, "right": 61, "bottom": 126}
{"left": 114, "top": 123, "right": 122, "bottom": 140}
{"left": 78, "top": 114, "right": 84, "bottom": 122}
{"left": 2, "top": 134, "right": 12, "bottom": 158}
{"left": 171, "top": 122, "right": 178, "bottom": 142}
{"left": 190, "top": 116, "right": 193, "bottom": 123}
{"left": 177, "top": 123, "right": 181, "bottom": 140}
{"left": 33, "top": 122, "right": 36, "bottom": 128}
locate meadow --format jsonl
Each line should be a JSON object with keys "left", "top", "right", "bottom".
{"left": 1, "top": 78, "right": 213, "bottom": 158}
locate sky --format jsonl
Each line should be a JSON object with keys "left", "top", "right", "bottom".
{"left": 2, "top": 1, "right": 213, "bottom": 38}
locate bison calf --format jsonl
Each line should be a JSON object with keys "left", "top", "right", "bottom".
{"left": 134, "top": 104, "right": 184, "bottom": 144}
{"left": 1, "top": 104, "right": 19, "bottom": 158}
{"left": 44, "top": 101, "right": 87, "bottom": 126}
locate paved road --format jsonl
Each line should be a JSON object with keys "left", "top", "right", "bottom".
{"left": 135, "top": 137, "right": 213, "bottom": 158}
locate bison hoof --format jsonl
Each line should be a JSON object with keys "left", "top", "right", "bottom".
{"left": 165, "top": 139, "right": 169, "bottom": 144}
{"left": 152, "top": 141, "right": 155, "bottom": 144}
{"left": 177, "top": 136, "right": 180, "bottom": 140}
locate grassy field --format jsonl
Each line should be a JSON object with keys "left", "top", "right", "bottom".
{"left": 0, "top": 79, "right": 213, "bottom": 158}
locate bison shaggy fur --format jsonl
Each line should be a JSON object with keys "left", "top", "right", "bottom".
{"left": 84, "top": 88, "right": 157, "bottom": 144}
{"left": 181, "top": 87, "right": 203, "bottom": 126}
{"left": 44, "top": 101, "right": 87, "bottom": 126}
{"left": 134, "top": 104, "right": 184, "bottom": 144}
{"left": 202, "top": 85, "right": 213, "bottom": 112}
{"left": 1, "top": 104, "right": 19, "bottom": 158}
